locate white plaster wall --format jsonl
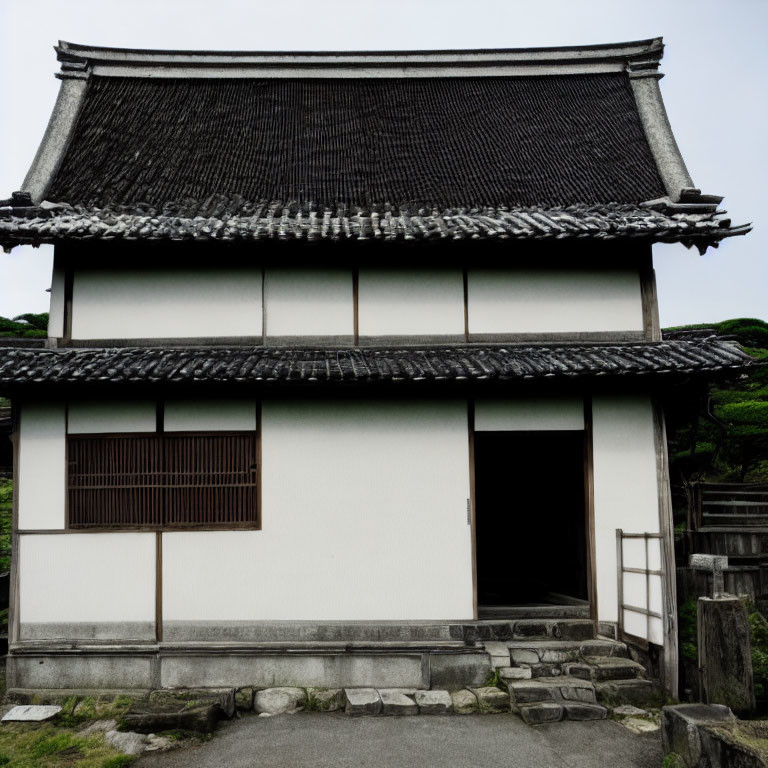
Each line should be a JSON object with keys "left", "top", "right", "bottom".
{"left": 468, "top": 269, "right": 643, "bottom": 333}
{"left": 163, "top": 400, "right": 473, "bottom": 620}
{"left": 164, "top": 400, "right": 257, "bottom": 432}
{"left": 19, "top": 533, "right": 155, "bottom": 622}
{"left": 358, "top": 269, "right": 464, "bottom": 336}
{"left": 265, "top": 269, "right": 352, "bottom": 337}
{"left": 68, "top": 401, "right": 156, "bottom": 434}
{"left": 47, "top": 265, "right": 65, "bottom": 338}
{"left": 592, "top": 394, "right": 660, "bottom": 628}
{"left": 475, "top": 397, "right": 584, "bottom": 431}
{"left": 71, "top": 268, "right": 262, "bottom": 339}
{"left": 18, "top": 403, "right": 66, "bottom": 530}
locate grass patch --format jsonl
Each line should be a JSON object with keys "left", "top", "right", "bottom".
{"left": 0, "top": 723, "right": 128, "bottom": 767}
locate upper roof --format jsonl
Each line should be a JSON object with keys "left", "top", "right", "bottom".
{"left": 0, "top": 38, "right": 749, "bottom": 251}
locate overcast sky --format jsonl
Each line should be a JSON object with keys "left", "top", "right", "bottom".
{"left": 0, "top": 0, "right": 765, "bottom": 327}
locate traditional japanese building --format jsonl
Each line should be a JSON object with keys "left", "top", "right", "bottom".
{"left": 0, "top": 39, "right": 752, "bottom": 704}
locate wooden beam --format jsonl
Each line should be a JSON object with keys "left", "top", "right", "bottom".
{"left": 8, "top": 402, "right": 21, "bottom": 646}
{"left": 654, "top": 398, "right": 680, "bottom": 700}
{"left": 639, "top": 249, "right": 661, "bottom": 342}
{"left": 62, "top": 265, "right": 74, "bottom": 344}
{"left": 583, "top": 397, "right": 598, "bottom": 635}
{"left": 352, "top": 268, "right": 360, "bottom": 346}
{"left": 462, "top": 268, "right": 469, "bottom": 343}
{"left": 155, "top": 531, "right": 163, "bottom": 643}
{"left": 467, "top": 399, "right": 478, "bottom": 620}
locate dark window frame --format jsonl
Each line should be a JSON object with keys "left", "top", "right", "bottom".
{"left": 66, "top": 429, "right": 260, "bottom": 531}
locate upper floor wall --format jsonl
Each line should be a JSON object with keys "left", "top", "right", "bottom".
{"left": 47, "top": 251, "right": 658, "bottom": 345}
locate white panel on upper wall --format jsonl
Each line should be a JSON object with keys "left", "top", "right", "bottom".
{"left": 68, "top": 401, "right": 156, "bottom": 434}
{"left": 19, "top": 533, "right": 155, "bottom": 622}
{"left": 71, "top": 268, "right": 262, "bottom": 339}
{"left": 164, "top": 400, "right": 257, "bottom": 432}
{"left": 163, "top": 399, "right": 473, "bottom": 621}
{"left": 475, "top": 397, "right": 584, "bottom": 431}
{"left": 265, "top": 269, "right": 352, "bottom": 337}
{"left": 19, "top": 403, "right": 66, "bottom": 530}
{"left": 467, "top": 269, "right": 643, "bottom": 333}
{"left": 47, "top": 266, "right": 65, "bottom": 338}
{"left": 592, "top": 394, "right": 660, "bottom": 628}
{"left": 358, "top": 269, "right": 464, "bottom": 336}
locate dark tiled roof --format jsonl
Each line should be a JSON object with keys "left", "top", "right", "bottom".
{"left": 47, "top": 75, "right": 665, "bottom": 210}
{"left": 0, "top": 201, "right": 747, "bottom": 252}
{"left": 0, "top": 339, "right": 752, "bottom": 389}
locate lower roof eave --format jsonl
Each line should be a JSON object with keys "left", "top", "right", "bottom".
{"left": 0, "top": 338, "right": 755, "bottom": 398}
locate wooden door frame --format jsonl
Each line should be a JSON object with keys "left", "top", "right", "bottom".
{"left": 469, "top": 396, "right": 597, "bottom": 622}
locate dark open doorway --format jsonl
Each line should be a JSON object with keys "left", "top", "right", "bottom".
{"left": 474, "top": 430, "right": 588, "bottom": 612}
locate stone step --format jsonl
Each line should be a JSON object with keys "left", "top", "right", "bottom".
{"left": 595, "top": 679, "right": 664, "bottom": 709}
{"left": 504, "top": 639, "right": 629, "bottom": 665}
{"left": 508, "top": 619, "right": 596, "bottom": 642}
{"left": 489, "top": 638, "right": 630, "bottom": 681}
{"left": 506, "top": 677, "right": 598, "bottom": 709}
{"left": 508, "top": 678, "right": 608, "bottom": 724}
{"left": 564, "top": 657, "right": 646, "bottom": 682}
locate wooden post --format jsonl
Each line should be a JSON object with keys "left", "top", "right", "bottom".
{"left": 697, "top": 596, "right": 755, "bottom": 715}
{"left": 654, "top": 400, "right": 679, "bottom": 700}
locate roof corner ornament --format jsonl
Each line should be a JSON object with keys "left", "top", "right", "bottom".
{"left": 0, "top": 192, "right": 33, "bottom": 209}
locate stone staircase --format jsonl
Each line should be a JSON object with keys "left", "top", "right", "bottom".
{"left": 481, "top": 619, "right": 658, "bottom": 724}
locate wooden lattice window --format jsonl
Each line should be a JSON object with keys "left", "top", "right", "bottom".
{"left": 67, "top": 432, "right": 259, "bottom": 529}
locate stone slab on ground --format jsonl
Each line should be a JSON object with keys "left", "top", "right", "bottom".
{"left": 344, "top": 688, "right": 382, "bottom": 716}
{"left": 307, "top": 689, "right": 345, "bottom": 712}
{"left": 450, "top": 689, "right": 478, "bottom": 714}
{"left": 622, "top": 717, "right": 659, "bottom": 735}
{"left": 563, "top": 702, "right": 607, "bottom": 721}
{"left": 471, "top": 686, "right": 510, "bottom": 713}
{"left": 378, "top": 690, "right": 418, "bottom": 716}
{"left": 105, "top": 729, "right": 149, "bottom": 756}
{"left": 79, "top": 718, "right": 118, "bottom": 735}
{"left": 254, "top": 688, "right": 307, "bottom": 715}
{"left": 1, "top": 705, "right": 61, "bottom": 721}
{"left": 614, "top": 704, "right": 649, "bottom": 717}
{"left": 414, "top": 690, "right": 452, "bottom": 715}
{"left": 519, "top": 702, "right": 564, "bottom": 725}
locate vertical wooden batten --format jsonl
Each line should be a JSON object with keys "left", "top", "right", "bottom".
{"left": 352, "top": 268, "right": 360, "bottom": 345}
{"left": 155, "top": 531, "right": 163, "bottom": 643}
{"left": 462, "top": 268, "right": 469, "bottom": 343}
{"left": 62, "top": 265, "right": 74, "bottom": 345}
{"left": 653, "top": 397, "right": 680, "bottom": 699}
{"left": 467, "top": 399, "right": 478, "bottom": 620}
{"left": 639, "top": 250, "right": 662, "bottom": 342}
{"left": 8, "top": 402, "right": 21, "bottom": 648}
{"left": 256, "top": 400, "right": 262, "bottom": 530}
{"left": 64, "top": 402, "right": 70, "bottom": 529}
{"left": 583, "top": 396, "right": 598, "bottom": 635}
{"left": 261, "top": 266, "right": 266, "bottom": 346}
{"left": 155, "top": 399, "right": 163, "bottom": 642}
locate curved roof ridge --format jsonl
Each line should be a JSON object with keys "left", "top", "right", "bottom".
{"left": 56, "top": 37, "right": 664, "bottom": 66}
